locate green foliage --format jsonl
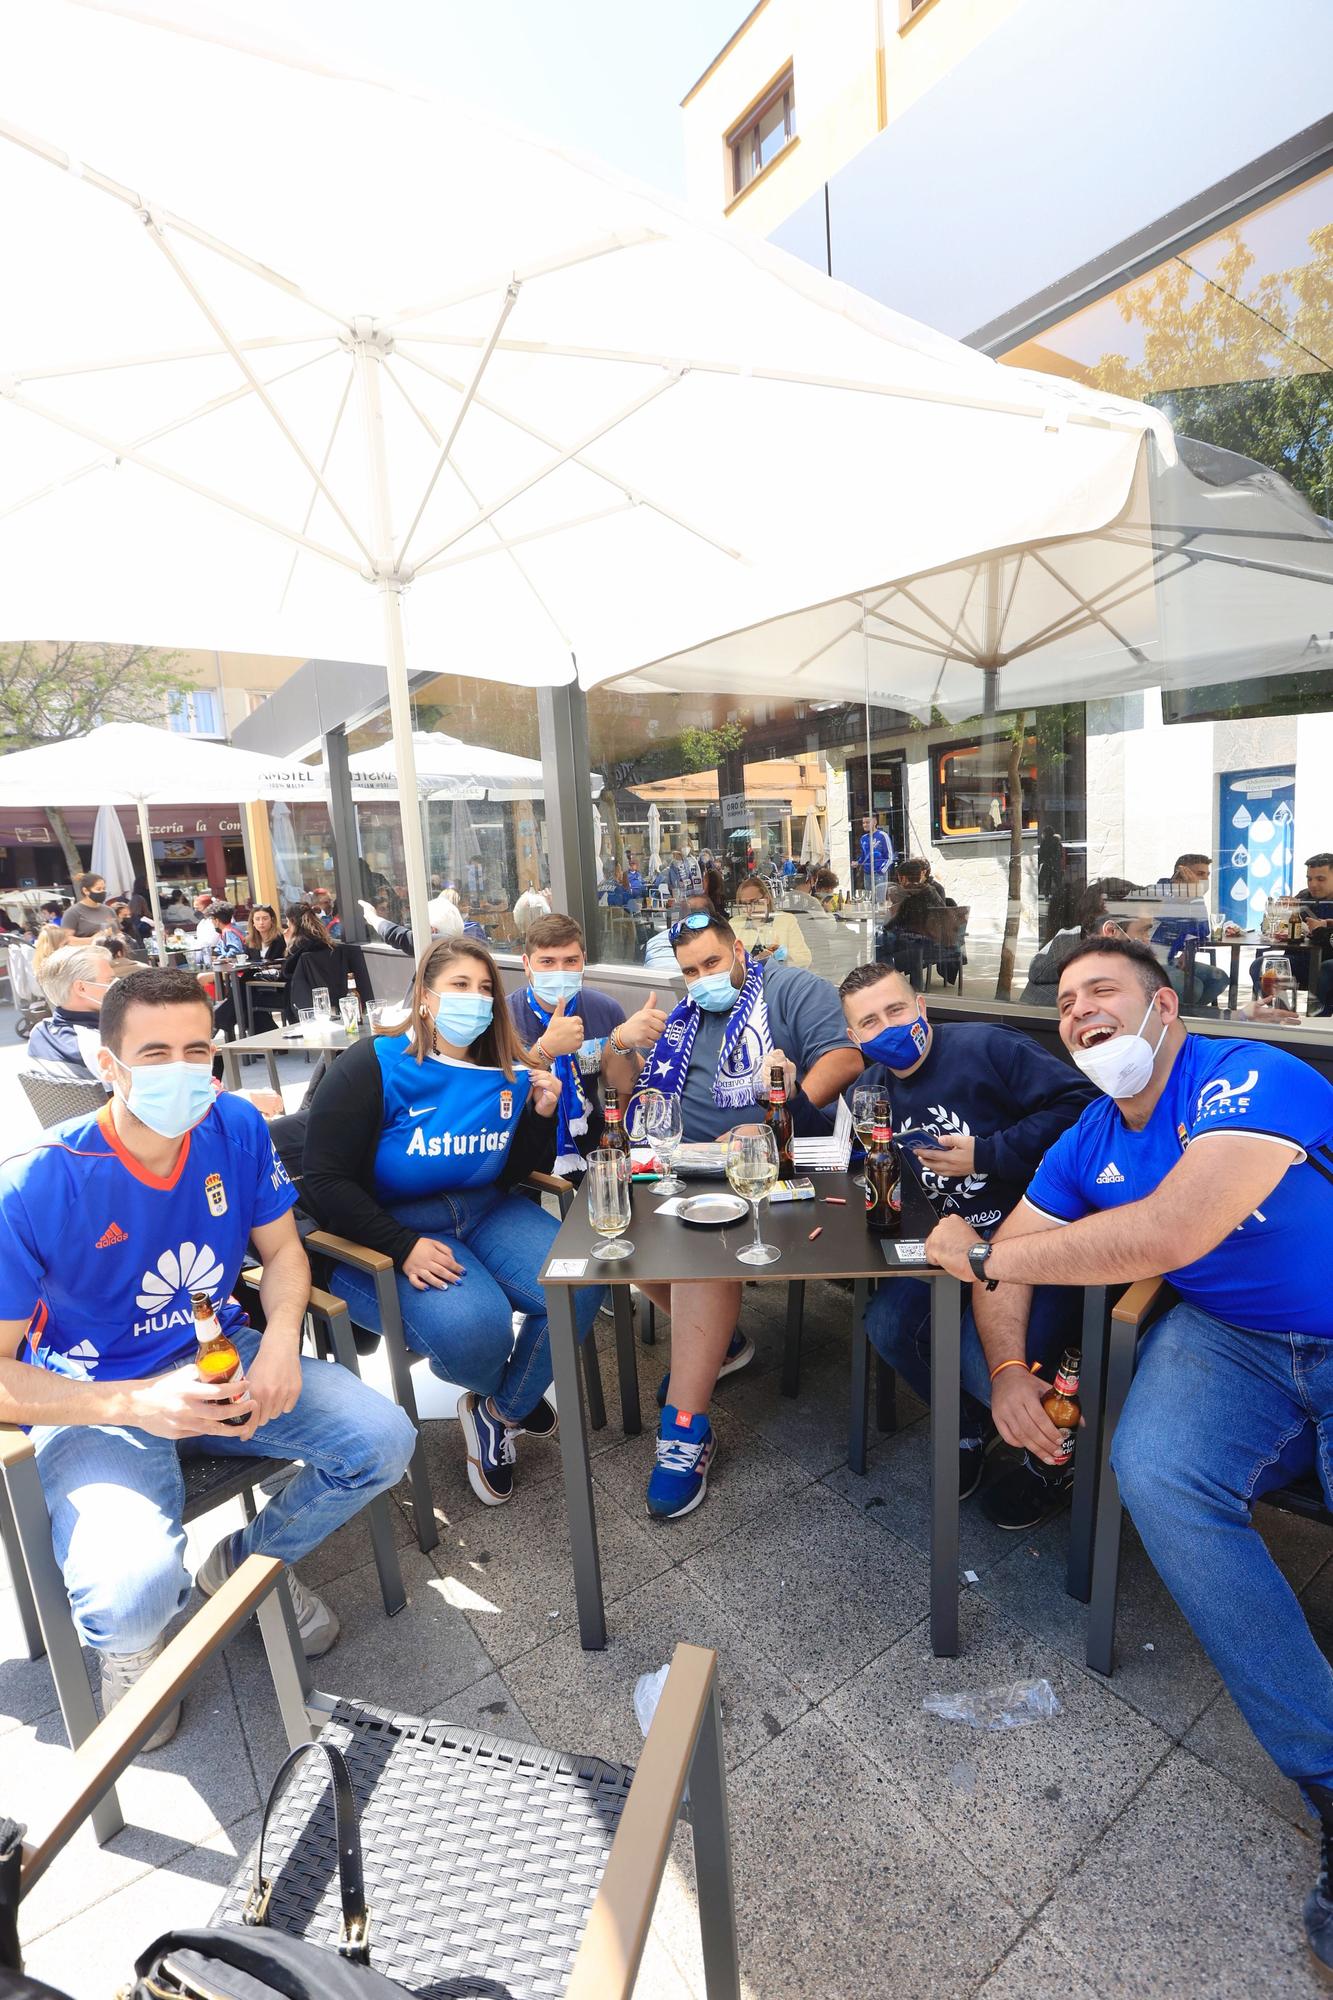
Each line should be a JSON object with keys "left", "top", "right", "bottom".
{"left": 674, "top": 721, "right": 745, "bottom": 772}
{"left": 0, "top": 641, "right": 194, "bottom": 753}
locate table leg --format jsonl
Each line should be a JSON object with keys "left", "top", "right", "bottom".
{"left": 546, "top": 1281, "right": 606, "bottom": 1650}
{"left": 265, "top": 1052, "right": 281, "bottom": 1095}
{"left": 1228, "top": 947, "right": 1241, "bottom": 1012}
{"left": 220, "top": 1047, "right": 240, "bottom": 1092}
{"left": 1066, "top": 1286, "right": 1107, "bottom": 1603}
{"left": 612, "top": 1284, "right": 641, "bottom": 1436}
{"left": 847, "top": 1278, "right": 870, "bottom": 1475}
{"left": 781, "top": 1282, "right": 806, "bottom": 1398}
{"left": 1086, "top": 1314, "right": 1138, "bottom": 1677}
{"left": 930, "top": 1276, "right": 961, "bottom": 1658}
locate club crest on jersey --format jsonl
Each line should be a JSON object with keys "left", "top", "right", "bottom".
{"left": 204, "top": 1172, "right": 227, "bottom": 1217}
{"left": 500, "top": 1089, "right": 513, "bottom": 1119}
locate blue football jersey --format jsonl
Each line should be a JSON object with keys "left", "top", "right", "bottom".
{"left": 372, "top": 1034, "right": 532, "bottom": 1200}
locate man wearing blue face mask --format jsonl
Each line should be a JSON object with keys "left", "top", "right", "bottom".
{"left": 506, "top": 912, "right": 667, "bottom": 1176}
{"left": 0, "top": 967, "right": 415, "bottom": 1750}
{"left": 839, "top": 962, "right": 1093, "bottom": 1517}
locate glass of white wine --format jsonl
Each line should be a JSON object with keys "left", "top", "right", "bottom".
{"left": 726, "top": 1123, "right": 781, "bottom": 1267}
{"left": 587, "top": 1147, "right": 634, "bottom": 1261}
{"left": 645, "top": 1091, "right": 685, "bottom": 1194}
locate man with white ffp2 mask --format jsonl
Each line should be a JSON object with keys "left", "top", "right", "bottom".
{"left": 925, "top": 934, "right": 1333, "bottom": 1974}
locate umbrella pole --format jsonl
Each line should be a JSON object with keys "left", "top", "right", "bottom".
{"left": 356, "top": 335, "right": 431, "bottom": 956}
{"left": 136, "top": 800, "right": 168, "bottom": 965}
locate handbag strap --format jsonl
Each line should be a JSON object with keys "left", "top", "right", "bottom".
{"left": 244, "top": 1741, "right": 370, "bottom": 1964}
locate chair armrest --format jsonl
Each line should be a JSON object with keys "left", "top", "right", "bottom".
{"left": 0, "top": 1422, "right": 35, "bottom": 1470}
{"left": 566, "top": 1643, "right": 718, "bottom": 2000}
{"left": 527, "top": 1172, "right": 574, "bottom": 1196}
{"left": 308, "top": 1285, "right": 348, "bottom": 1319}
{"left": 19, "top": 1554, "right": 288, "bottom": 1894}
{"left": 304, "top": 1229, "right": 394, "bottom": 1273}
{"left": 1112, "top": 1276, "right": 1168, "bottom": 1328}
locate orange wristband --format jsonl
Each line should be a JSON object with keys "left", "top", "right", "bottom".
{"left": 989, "top": 1358, "right": 1029, "bottom": 1383}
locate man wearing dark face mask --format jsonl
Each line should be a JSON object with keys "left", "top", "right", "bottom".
{"left": 925, "top": 934, "right": 1333, "bottom": 1977}
{"left": 839, "top": 963, "right": 1092, "bottom": 1516}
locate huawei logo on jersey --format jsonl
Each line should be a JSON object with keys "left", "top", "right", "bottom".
{"left": 95, "top": 1221, "right": 128, "bottom": 1249}
{"left": 134, "top": 1242, "right": 225, "bottom": 1338}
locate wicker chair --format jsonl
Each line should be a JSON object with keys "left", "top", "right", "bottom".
{"left": 17, "top": 1071, "right": 108, "bottom": 1128}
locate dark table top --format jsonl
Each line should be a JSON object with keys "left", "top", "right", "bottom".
{"left": 539, "top": 1168, "right": 943, "bottom": 1286}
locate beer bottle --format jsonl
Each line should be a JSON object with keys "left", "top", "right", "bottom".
{"left": 765, "top": 1061, "right": 794, "bottom": 1177}
{"left": 192, "top": 1290, "right": 247, "bottom": 1427}
{"left": 1037, "top": 1349, "right": 1081, "bottom": 1478}
{"left": 602, "top": 1085, "right": 632, "bottom": 1162}
{"left": 864, "top": 1096, "right": 901, "bottom": 1237}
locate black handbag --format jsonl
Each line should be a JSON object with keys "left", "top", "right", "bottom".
{"left": 128, "top": 1743, "right": 404, "bottom": 2000}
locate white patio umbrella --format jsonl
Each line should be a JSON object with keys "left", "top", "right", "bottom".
{"left": 269, "top": 800, "right": 304, "bottom": 912}
{"left": 91, "top": 800, "right": 134, "bottom": 898}
{"left": 646, "top": 802, "right": 662, "bottom": 874}
{"left": 0, "top": 2, "right": 1169, "bottom": 955}
{"left": 0, "top": 721, "right": 318, "bottom": 958}
{"left": 799, "top": 811, "right": 826, "bottom": 868}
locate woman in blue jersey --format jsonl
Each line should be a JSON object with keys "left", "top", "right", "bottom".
{"left": 303, "top": 937, "right": 604, "bottom": 1506}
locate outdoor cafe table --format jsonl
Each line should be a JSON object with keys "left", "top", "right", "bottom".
{"left": 539, "top": 1169, "right": 967, "bottom": 1657}
{"left": 218, "top": 1020, "right": 361, "bottom": 1094}
{"left": 1181, "top": 929, "right": 1325, "bottom": 1009}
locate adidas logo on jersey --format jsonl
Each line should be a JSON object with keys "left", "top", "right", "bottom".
{"left": 1095, "top": 1162, "right": 1126, "bottom": 1185}
{"left": 95, "top": 1221, "right": 128, "bottom": 1249}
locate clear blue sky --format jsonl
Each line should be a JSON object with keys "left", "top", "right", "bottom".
{"left": 202, "top": 0, "right": 749, "bottom": 198}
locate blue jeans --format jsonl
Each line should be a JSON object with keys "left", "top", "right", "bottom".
{"left": 30, "top": 1324, "right": 415, "bottom": 1656}
{"left": 1112, "top": 1303, "right": 1333, "bottom": 1794}
{"left": 331, "top": 1186, "right": 604, "bottom": 1426}
{"left": 865, "top": 1278, "right": 1081, "bottom": 1446}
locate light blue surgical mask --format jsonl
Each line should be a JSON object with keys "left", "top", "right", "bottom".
{"left": 114, "top": 1059, "right": 216, "bottom": 1139}
{"left": 433, "top": 992, "right": 494, "bottom": 1047}
{"left": 529, "top": 970, "right": 583, "bottom": 1010}
{"left": 691, "top": 970, "right": 740, "bottom": 1013}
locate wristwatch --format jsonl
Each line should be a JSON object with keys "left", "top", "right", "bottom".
{"left": 967, "top": 1240, "right": 998, "bottom": 1291}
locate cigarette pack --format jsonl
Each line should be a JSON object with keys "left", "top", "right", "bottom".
{"left": 769, "top": 1178, "right": 816, "bottom": 1202}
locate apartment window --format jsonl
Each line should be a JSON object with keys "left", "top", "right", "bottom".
{"left": 900, "top": 0, "right": 934, "bottom": 21}
{"left": 932, "top": 735, "right": 1039, "bottom": 840}
{"left": 727, "top": 68, "right": 795, "bottom": 199}
{"left": 167, "top": 687, "right": 223, "bottom": 736}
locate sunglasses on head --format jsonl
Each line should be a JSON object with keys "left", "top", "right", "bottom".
{"left": 668, "top": 912, "right": 715, "bottom": 943}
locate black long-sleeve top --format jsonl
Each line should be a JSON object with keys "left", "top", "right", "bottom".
{"left": 301, "top": 1035, "right": 557, "bottom": 1265}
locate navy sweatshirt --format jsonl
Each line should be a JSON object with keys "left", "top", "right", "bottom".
{"left": 845, "top": 1020, "right": 1095, "bottom": 1232}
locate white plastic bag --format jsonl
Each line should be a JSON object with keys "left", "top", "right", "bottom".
{"left": 634, "top": 1665, "right": 671, "bottom": 1737}
{"left": 922, "top": 1678, "right": 1061, "bottom": 1731}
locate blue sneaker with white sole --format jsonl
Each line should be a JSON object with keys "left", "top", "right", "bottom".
{"left": 646, "top": 1405, "right": 716, "bottom": 1520}
{"left": 655, "top": 1328, "right": 755, "bottom": 1410}
{"left": 457, "top": 1391, "right": 516, "bottom": 1505}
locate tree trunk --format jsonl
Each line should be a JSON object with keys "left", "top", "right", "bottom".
{"left": 599, "top": 790, "right": 627, "bottom": 873}
{"left": 994, "top": 733, "right": 1025, "bottom": 1000}
{"left": 46, "top": 807, "right": 83, "bottom": 887}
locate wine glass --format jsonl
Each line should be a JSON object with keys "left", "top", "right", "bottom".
{"left": 726, "top": 1123, "right": 780, "bottom": 1267}
{"left": 587, "top": 1148, "right": 634, "bottom": 1261}
{"left": 852, "top": 1087, "right": 877, "bottom": 1191}
{"left": 645, "top": 1091, "right": 685, "bottom": 1194}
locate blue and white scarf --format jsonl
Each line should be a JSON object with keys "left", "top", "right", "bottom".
{"left": 632, "top": 957, "right": 772, "bottom": 1120}
{"left": 525, "top": 988, "right": 591, "bottom": 1174}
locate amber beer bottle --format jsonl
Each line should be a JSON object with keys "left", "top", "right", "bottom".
{"left": 864, "top": 1097, "right": 901, "bottom": 1237}
{"left": 1040, "top": 1349, "right": 1081, "bottom": 1474}
{"left": 192, "top": 1290, "right": 247, "bottom": 1427}
{"left": 765, "top": 1061, "right": 794, "bottom": 1177}
{"left": 602, "top": 1085, "right": 632, "bottom": 1162}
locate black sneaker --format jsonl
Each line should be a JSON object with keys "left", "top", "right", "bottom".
{"left": 1306, "top": 1783, "right": 1333, "bottom": 1979}
{"left": 512, "top": 1393, "right": 558, "bottom": 1441}
{"left": 655, "top": 1328, "right": 755, "bottom": 1409}
{"left": 958, "top": 1440, "right": 987, "bottom": 1500}
{"left": 979, "top": 1452, "right": 1074, "bottom": 1531}
{"left": 457, "top": 1392, "right": 516, "bottom": 1506}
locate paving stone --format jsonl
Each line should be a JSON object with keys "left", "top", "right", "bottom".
{"left": 682, "top": 1479, "right": 930, "bottom": 1701}
{"left": 825, "top": 1418, "right": 1027, "bottom": 1577}
{"left": 21, "top": 1810, "right": 262, "bottom": 1996}
{"left": 1183, "top": 1686, "right": 1309, "bottom": 1832}
{"left": 592, "top": 1401, "right": 812, "bottom": 1561}
{"left": 428, "top": 1465, "right": 673, "bottom": 1667}
{"left": 506, "top": 1566, "right": 809, "bottom": 1772}
{"left": 0, "top": 1581, "right": 64, "bottom": 1736}
{"left": 1031, "top": 1748, "right": 1327, "bottom": 1998}
{"left": 697, "top": 1707, "right": 1022, "bottom": 1999}
{"left": 823, "top": 1593, "right": 1171, "bottom": 1915}
{"left": 976, "top": 1929, "right": 1104, "bottom": 1999}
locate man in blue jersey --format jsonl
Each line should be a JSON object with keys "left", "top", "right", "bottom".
{"left": 0, "top": 967, "right": 414, "bottom": 1750}
{"left": 924, "top": 935, "right": 1333, "bottom": 1971}
{"left": 838, "top": 962, "right": 1093, "bottom": 1513}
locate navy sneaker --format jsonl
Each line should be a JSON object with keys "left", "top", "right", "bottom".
{"left": 457, "top": 1392, "right": 516, "bottom": 1506}
{"left": 655, "top": 1328, "right": 755, "bottom": 1410}
{"left": 512, "top": 1393, "right": 558, "bottom": 1441}
{"left": 646, "top": 1406, "right": 716, "bottom": 1520}
{"left": 979, "top": 1451, "right": 1073, "bottom": 1530}
{"left": 1306, "top": 1783, "right": 1333, "bottom": 1979}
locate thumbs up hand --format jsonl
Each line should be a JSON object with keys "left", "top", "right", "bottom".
{"left": 622, "top": 991, "right": 668, "bottom": 1052}
{"left": 536, "top": 994, "right": 585, "bottom": 1058}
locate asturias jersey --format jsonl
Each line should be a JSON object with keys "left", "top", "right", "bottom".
{"left": 372, "top": 1033, "right": 532, "bottom": 1200}
{"left": 1025, "top": 1034, "right": 1333, "bottom": 1335}
{"left": 0, "top": 1094, "right": 297, "bottom": 1381}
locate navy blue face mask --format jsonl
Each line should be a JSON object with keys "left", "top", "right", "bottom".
{"left": 859, "top": 1014, "right": 930, "bottom": 1069}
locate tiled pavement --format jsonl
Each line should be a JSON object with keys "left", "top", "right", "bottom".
{"left": 2, "top": 1043, "right": 1331, "bottom": 1997}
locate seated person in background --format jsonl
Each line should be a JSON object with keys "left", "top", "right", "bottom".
{"left": 302, "top": 937, "right": 604, "bottom": 1507}
{"left": 730, "top": 875, "right": 812, "bottom": 969}
{"left": 28, "top": 942, "right": 120, "bottom": 1081}
{"left": 160, "top": 887, "right": 193, "bottom": 924}
{"left": 506, "top": 912, "right": 665, "bottom": 1175}
{"left": 810, "top": 868, "right": 842, "bottom": 912}
{"left": 279, "top": 901, "right": 336, "bottom": 976}
{"left": 310, "top": 887, "right": 342, "bottom": 938}
{"left": 1144, "top": 850, "right": 1216, "bottom": 968}
{"left": 644, "top": 890, "right": 721, "bottom": 971}
{"left": 195, "top": 901, "right": 247, "bottom": 959}
{"left": 60, "top": 870, "right": 117, "bottom": 938}
{"left": 667, "top": 848, "right": 702, "bottom": 899}
{"left": 630, "top": 911, "right": 862, "bottom": 1519}
{"left": 513, "top": 886, "right": 552, "bottom": 939}
{"left": 0, "top": 968, "right": 414, "bottom": 1746}
{"left": 1260, "top": 851, "right": 1333, "bottom": 1006}
{"left": 924, "top": 934, "right": 1333, "bottom": 1974}
{"left": 108, "top": 898, "right": 152, "bottom": 959}
{"left": 360, "top": 889, "right": 465, "bottom": 959}
{"left": 839, "top": 963, "right": 1093, "bottom": 1521}
{"left": 246, "top": 904, "right": 287, "bottom": 962}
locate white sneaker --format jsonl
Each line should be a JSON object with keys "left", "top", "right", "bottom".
{"left": 196, "top": 1535, "right": 340, "bottom": 1657}
{"left": 99, "top": 1636, "right": 180, "bottom": 1750}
